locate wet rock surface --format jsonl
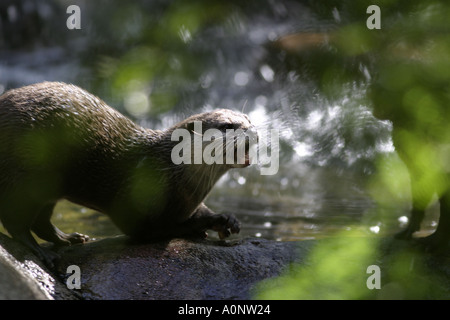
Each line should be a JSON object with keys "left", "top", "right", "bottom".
{"left": 2, "top": 232, "right": 449, "bottom": 300}
{"left": 54, "top": 236, "right": 310, "bottom": 300}
{"left": 0, "top": 233, "right": 77, "bottom": 300}
{"left": 0, "top": 233, "right": 310, "bottom": 300}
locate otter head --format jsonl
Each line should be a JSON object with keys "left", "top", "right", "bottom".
{"left": 169, "top": 109, "right": 257, "bottom": 170}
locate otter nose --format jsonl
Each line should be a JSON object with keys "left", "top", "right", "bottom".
{"left": 246, "top": 125, "right": 259, "bottom": 144}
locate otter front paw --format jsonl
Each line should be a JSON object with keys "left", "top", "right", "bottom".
{"left": 210, "top": 213, "right": 241, "bottom": 239}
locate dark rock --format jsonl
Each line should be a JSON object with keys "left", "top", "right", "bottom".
{"left": 54, "top": 236, "right": 312, "bottom": 300}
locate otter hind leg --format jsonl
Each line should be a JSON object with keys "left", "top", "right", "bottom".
{"left": 31, "top": 202, "right": 89, "bottom": 246}
{"left": 12, "top": 228, "right": 59, "bottom": 268}
{"left": 0, "top": 206, "right": 59, "bottom": 268}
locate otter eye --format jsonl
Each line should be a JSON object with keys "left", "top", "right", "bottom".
{"left": 221, "top": 123, "right": 235, "bottom": 130}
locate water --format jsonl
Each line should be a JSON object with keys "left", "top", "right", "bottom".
{"left": 0, "top": 0, "right": 442, "bottom": 242}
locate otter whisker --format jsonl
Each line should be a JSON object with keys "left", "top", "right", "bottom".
{"left": 241, "top": 100, "right": 248, "bottom": 113}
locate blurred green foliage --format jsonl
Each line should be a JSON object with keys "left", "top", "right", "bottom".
{"left": 254, "top": 230, "right": 450, "bottom": 299}
{"left": 255, "top": 0, "right": 450, "bottom": 299}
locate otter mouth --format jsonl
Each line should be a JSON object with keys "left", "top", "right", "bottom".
{"left": 229, "top": 139, "right": 252, "bottom": 168}
{"left": 229, "top": 155, "right": 250, "bottom": 168}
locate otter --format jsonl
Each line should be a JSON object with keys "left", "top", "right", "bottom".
{"left": 0, "top": 82, "right": 254, "bottom": 267}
